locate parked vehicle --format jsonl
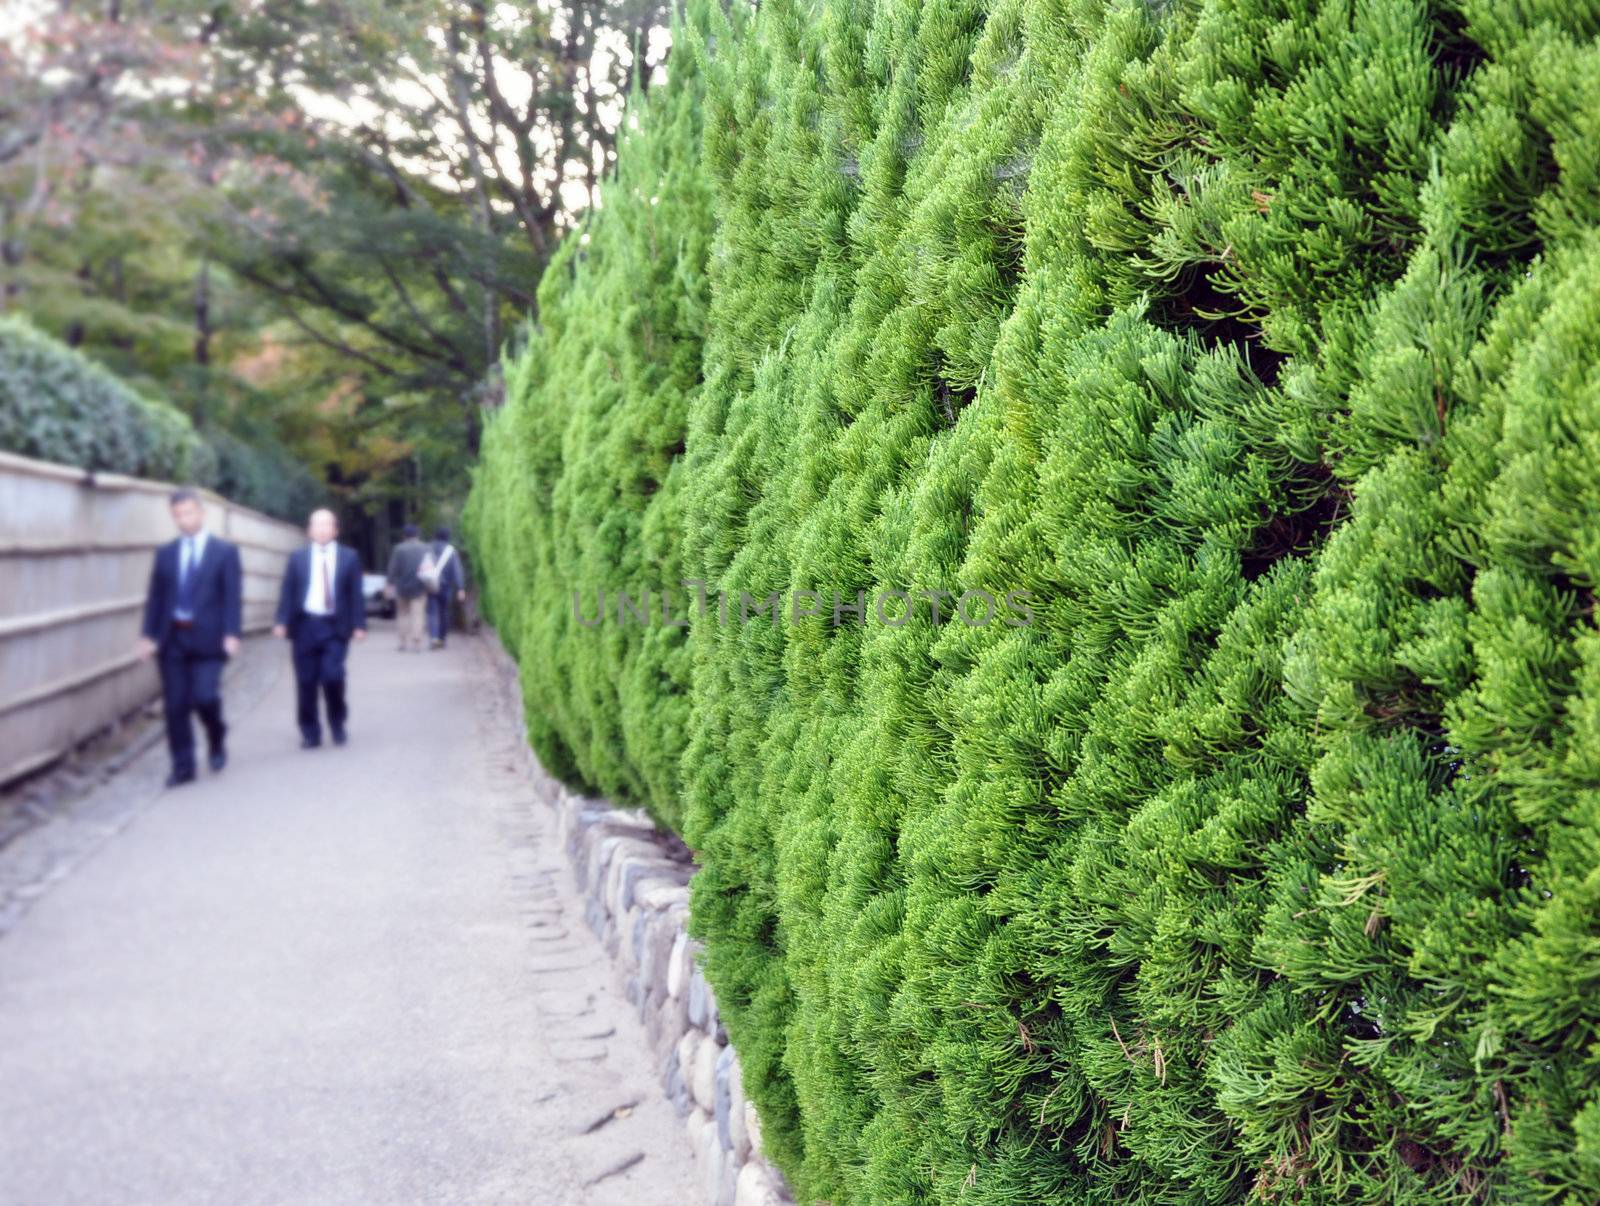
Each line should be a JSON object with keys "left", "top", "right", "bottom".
{"left": 362, "top": 572, "right": 396, "bottom": 619}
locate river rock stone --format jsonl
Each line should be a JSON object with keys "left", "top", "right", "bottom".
{"left": 638, "top": 911, "right": 677, "bottom": 992}
{"left": 676, "top": 1030, "right": 701, "bottom": 1090}
{"left": 692, "top": 1032, "right": 720, "bottom": 1114}
{"left": 685, "top": 962, "right": 720, "bottom": 1034}
{"left": 639, "top": 877, "right": 691, "bottom": 912}
{"left": 687, "top": 962, "right": 710, "bottom": 1028}
{"left": 649, "top": 980, "right": 689, "bottom": 1055}
{"left": 621, "top": 858, "right": 691, "bottom": 911}
{"left": 735, "top": 1161, "right": 786, "bottom": 1206}
{"left": 587, "top": 835, "right": 658, "bottom": 900}
{"left": 744, "top": 1100, "right": 763, "bottom": 1158}
{"left": 688, "top": 1107, "right": 723, "bottom": 1199}
{"left": 715, "top": 1043, "right": 748, "bottom": 1159}
{"left": 663, "top": 1042, "right": 692, "bottom": 1115}
{"left": 721, "top": 1048, "right": 749, "bottom": 1160}
{"left": 667, "top": 931, "right": 690, "bottom": 999}
{"left": 685, "top": 1106, "right": 714, "bottom": 1161}
{"left": 597, "top": 838, "right": 658, "bottom": 907}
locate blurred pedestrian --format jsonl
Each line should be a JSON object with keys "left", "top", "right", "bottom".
{"left": 273, "top": 508, "right": 366, "bottom": 748}
{"left": 135, "top": 488, "right": 242, "bottom": 787}
{"left": 421, "top": 525, "right": 467, "bottom": 650}
{"left": 385, "top": 523, "right": 429, "bottom": 652}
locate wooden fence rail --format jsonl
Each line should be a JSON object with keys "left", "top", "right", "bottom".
{"left": 0, "top": 449, "right": 304, "bottom": 786}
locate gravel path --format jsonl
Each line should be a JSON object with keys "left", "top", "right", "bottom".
{"left": 0, "top": 625, "right": 699, "bottom": 1205}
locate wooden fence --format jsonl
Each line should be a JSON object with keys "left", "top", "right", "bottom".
{"left": 0, "top": 450, "right": 304, "bottom": 786}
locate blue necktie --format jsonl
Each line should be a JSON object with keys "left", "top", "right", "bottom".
{"left": 176, "top": 539, "right": 198, "bottom": 619}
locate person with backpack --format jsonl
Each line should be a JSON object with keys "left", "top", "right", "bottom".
{"left": 421, "top": 525, "right": 467, "bottom": 649}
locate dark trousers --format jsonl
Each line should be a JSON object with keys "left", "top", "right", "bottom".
{"left": 292, "top": 615, "right": 349, "bottom": 741}
{"left": 427, "top": 593, "right": 450, "bottom": 644}
{"left": 159, "top": 631, "right": 226, "bottom": 775}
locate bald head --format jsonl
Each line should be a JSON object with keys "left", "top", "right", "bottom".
{"left": 307, "top": 508, "right": 338, "bottom": 546}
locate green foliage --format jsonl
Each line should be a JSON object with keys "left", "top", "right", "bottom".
{"left": 0, "top": 315, "right": 204, "bottom": 482}
{"left": 466, "top": 0, "right": 720, "bottom": 826}
{"left": 5, "top": 0, "right": 679, "bottom": 528}
{"left": 205, "top": 426, "right": 324, "bottom": 525}
{"left": 470, "top": 1, "right": 1600, "bottom": 1201}
{"left": 0, "top": 315, "right": 319, "bottom": 519}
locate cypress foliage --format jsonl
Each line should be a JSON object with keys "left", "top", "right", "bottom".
{"left": 466, "top": 1, "right": 721, "bottom": 827}
{"left": 468, "top": 1, "right": 1600, "bottom": 1201}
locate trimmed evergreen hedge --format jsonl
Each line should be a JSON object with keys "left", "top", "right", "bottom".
{"left": 467, "top": 1, "right": 1600, "bottom": 1201}
{"left": 0, "top": 315, "right": 207, "bottom": 484}
{"left": 0, "top": 316, "right": 319, "bottom": 520}
{"left": 468, "top": 5, "right": 718, "bottom": 827}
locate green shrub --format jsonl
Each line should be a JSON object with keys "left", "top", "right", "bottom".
{"left": 205, "top": 427, "right": 322, "bottom": 524}
{"left": 0, "top": 314, "right": 204, "bottom": 482}
{"left": 470, "top": 1, "right": 1600, "bottom": 1201}
{"left": 467, "top": 0, "right": 721, "bottom": 827}
{"left": 0, "top": 314, "right": 320, "bottom": 520}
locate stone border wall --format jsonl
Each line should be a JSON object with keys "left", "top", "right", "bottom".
{"left": 482, "top": 631, "right": 795, "bottom": 1206}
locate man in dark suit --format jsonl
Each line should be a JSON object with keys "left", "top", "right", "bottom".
{"left": 272, "top": 507, "right": 367, "bottom": 748}
{"left": 136, "top": 488, "right": 243, "bottom": 788}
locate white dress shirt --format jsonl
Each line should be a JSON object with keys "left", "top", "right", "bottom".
{"left": 174, "top": 529, "right": 210, "bottom": 621}
{"left": 303, "top": 541, "right": 339, "bottom": 615}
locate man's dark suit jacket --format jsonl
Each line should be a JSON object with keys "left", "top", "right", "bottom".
{"left": 140, "top": 535, "right": 243, "bottom": 656}
{"left": 275, "top": 543, "right": 367, "bottom": 640}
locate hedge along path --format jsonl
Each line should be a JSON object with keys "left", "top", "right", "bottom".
{"left": 0, "top": 317, "right": 321, "bottom": 521}
{"left": 0, "top": 316, "right": 208, "bottom": 485}
{"left": 468, "top": 0, "right": 719, "bottom": 830}
{"left": 467, "top": 1, "right": 1600, "bottom": 1202}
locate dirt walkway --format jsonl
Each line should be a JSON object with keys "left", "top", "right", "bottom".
{"left": 0, "top": 626, "right": 699, "bottom": 1205}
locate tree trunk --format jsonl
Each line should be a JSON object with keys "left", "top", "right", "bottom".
{"left": 0, "top": 200, "right": 21, "bottom": 310}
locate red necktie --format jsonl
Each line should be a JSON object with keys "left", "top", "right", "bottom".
{"left": 321, "top": 550, "right": 333, "bottom": 612}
